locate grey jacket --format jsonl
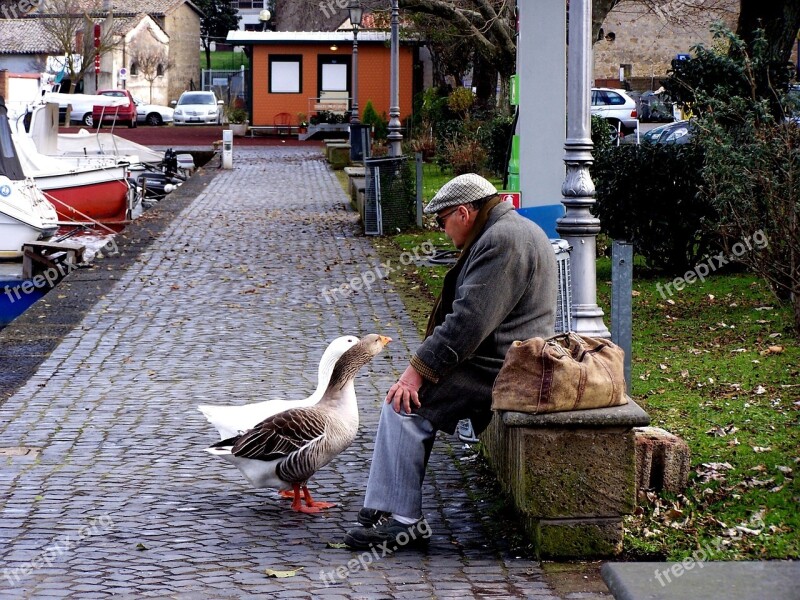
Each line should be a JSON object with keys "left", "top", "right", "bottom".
{"left": 414, "top": 202, "right": 557, "bottom": 434}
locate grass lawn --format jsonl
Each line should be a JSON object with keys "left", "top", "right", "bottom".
{"left": 376, "top": 226, "right": 799, "bottom": 561}
{"left": 201, "top": 51, "right": 249, "bottom": 70}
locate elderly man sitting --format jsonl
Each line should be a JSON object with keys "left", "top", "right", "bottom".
{"left": 344, "top": 173, "right": 558, "bottom": 550}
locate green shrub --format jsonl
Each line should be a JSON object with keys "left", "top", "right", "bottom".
{"left": 362, "top": 100, "right": 388, "bottom": 140}
{"left": 447, "top": 87, "right": 475, "bottom": 114}
{"left": 591, "top": 143, "right": 719, "bottom": 273}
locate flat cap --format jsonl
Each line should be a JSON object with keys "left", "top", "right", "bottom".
{"left": 424, "top": 173, "right": 498, "bottom": 214}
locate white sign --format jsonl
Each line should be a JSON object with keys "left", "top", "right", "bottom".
{"left": 119, "top": 67, "right": 128, "bottom": 80}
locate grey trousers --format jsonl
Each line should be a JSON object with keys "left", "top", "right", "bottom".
{"left": 363, "top": 402, "right": 437, "bottom": 519}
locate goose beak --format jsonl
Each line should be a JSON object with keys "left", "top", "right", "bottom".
{"left": 379, "top": 335, "right": 392, "bottom": 346}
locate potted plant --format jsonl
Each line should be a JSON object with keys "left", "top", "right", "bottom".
{"left": 297, "top": 112, "right": 308, "bottom": 132}
{"left": 226, "top": 106, "right": 249, "bottom": 137}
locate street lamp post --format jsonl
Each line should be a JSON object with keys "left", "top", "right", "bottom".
{"left": 387, "top": 0, "right": 402, "bottom": 156}
{"left": 556, "top": 0, "right": 610, "bottom": 338}
{"left": 348, "top": 0, "right": 363, "bottom": 160}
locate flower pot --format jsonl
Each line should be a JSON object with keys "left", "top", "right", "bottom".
{"left": 229, "top": 123, "right": 248, "bottom": 137}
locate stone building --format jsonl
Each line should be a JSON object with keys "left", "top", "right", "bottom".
{"left": 593, "top": 0, "right": 740, "bottom": 90}
{"left": 0, "top": 0, "right": 200, "bottom": 104}
{"left": 107, "top": 0, "right": 202, "bottom": 102}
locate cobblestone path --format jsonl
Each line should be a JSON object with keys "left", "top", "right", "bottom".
{"left": 0, "top": 148, "right": 588, "bottom": 599}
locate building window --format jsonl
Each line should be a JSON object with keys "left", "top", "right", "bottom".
{"left": 130, "top": 62, "right": 138, "bottom": 76}
{"left": 269, "top": 55, "right": 302, "bottom": 93}
{"left": 156, "top": 64, "right": 164, "bottom": 77}
{"left": 232, "top": 0, "right": 264, "bottom": 9}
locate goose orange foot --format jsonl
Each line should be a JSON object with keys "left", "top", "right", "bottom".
{"left": 288, "top": 483, "right": 336, "bottom": 513}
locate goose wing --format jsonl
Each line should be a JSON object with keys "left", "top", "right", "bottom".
{"left": 228, "top": 408, "right": 328, "bottom": 462}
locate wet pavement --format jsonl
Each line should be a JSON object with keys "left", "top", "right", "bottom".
{"left": 0, "top": 147, "right": 609, "bottom": 599}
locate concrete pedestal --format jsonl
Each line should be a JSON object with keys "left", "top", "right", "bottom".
{"left": 482, "top": 400, "right": 650, "bottom": 558}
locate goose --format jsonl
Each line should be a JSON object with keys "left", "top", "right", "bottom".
{"left": 206, "top": 334, "right": 390, "bottom": 514}
{"left": 197, "top": 335, "right": 360, "bottom": 440}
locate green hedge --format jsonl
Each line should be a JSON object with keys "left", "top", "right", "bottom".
{"left": 591, "top": 143, "right": 719, "bottom": 273}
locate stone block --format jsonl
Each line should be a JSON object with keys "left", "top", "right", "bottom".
{"left": 634, "top": 426, "right": 690, "bottom": 493}
{"left": 537, "top": 517, "right": 623, "bottom": 558}
{"left": 516, "top": 427, "right": 636, "bottom": 518}
{"left": 480, "top": 399, "right": 650, "bottom": 559}
{"left": 350, "top": 177, "right": 366, "bottom": 207}
{"left": 328, "top": 145, "right": 351, "bottom": 170}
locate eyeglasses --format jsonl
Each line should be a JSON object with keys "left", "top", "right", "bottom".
{"left": 435, "top": 207, "right": 460, "bottom": 228}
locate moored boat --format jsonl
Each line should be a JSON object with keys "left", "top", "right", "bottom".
{"left": 0, "top": 97, "right": 59, "bottom": 259}
{"left": 13, "top": 133, "right": 131, "bottom": 224}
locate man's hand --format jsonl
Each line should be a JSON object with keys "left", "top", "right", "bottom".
{"left": 386, "top": 364, "right": 423, "bottom": 414}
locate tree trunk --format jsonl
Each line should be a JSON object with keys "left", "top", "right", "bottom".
{"left": 472, "top": 53, "right": 497, "bottom": 110}
{"left": 736, "top": 0, "right": 800, "bottom": 66}
{"left": 204, "top": 42, "right": 212, "bottom": 71}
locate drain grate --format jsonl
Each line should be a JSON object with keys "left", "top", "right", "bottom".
{"left": 0, "top": 447, "right": 41, "bottom": 458}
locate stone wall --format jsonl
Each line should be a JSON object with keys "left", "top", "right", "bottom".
{"left": 163, "top": 4, "right": 201, "bottom": 103}
{"left": 594, "top": 1, "right": 739, "bottom": 87}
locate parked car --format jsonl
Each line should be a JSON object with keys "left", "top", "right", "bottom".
{"left": 92, "top": 89, "right": 137, "bottom": 128}
{"left": 132, "top": 96, "right": 174, "bottom": 126}
{"left": 58, "top": 96, "right": 94, "bottom": 126}
{"left": 641, "top": 120, "right": 694, "bottom": 145}
{"left": 591, "top": 87, "right": 639, "bottom": 135}
{"left": 172, "top": 91, "right": 222, "bottom": 125}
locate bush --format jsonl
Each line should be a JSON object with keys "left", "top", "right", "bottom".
{"left": 591, "top": 143, "right": 718, "bottom": 273}
{"left": 362, "top": 100, "right": 388, "bottom": 141}
{"left": 662, "top": 25, "right": 800, "bottom": 332}
{"left": 447, "top": 87, "right": 475, "bottom": 114}
{"left": 441, "top": 137, "right": 487, "bottom": 176}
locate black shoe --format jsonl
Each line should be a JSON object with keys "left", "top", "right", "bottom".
{"left": 344, "top": 518, "right": 432, "bottom": 551}
{"left": 357, "top": 508, "right": 390, "bottom": 527}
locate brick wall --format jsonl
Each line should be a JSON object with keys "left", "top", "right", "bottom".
{"left": 250, "top": 42, "right": 414, "bottom": 127}
{"left": 594, "top": 2, "right": 739, "bottom": 84}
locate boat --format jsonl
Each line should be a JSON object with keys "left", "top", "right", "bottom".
{"left": 0, "top": 96, "right": 59, "bottom": 259}
{"left": 12, "top": 132, "right": 132, "bottom": 224}
{"left": 30, "top": 95, "right": 165, "bottom": 165}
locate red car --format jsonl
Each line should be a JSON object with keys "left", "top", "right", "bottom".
{"left": 92, "top": 89, "right": 137, "bottom": 128}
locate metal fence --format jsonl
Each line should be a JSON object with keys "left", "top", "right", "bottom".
{"left": 201, "top": 68, "right": 249, "bottom": 109}
{"left": 363, "top": 156, "right": 415, "bottom": 236}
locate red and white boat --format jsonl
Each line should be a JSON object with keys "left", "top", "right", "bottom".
{"left": 13, "top": 132, "right": 131, "bottom": 224}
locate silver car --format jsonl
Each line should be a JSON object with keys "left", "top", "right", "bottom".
{"left": 172, "top": 91, "right": 222, "bottom": 125}
{"left": 591, "top": 88, "right": 639, "bottom": 135}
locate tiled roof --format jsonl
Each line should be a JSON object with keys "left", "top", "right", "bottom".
{"left": 46, "top": 0, "right": 198, "bottom": 17}
{"left": 0, "top": 19, "right": 59, "bottom": 54}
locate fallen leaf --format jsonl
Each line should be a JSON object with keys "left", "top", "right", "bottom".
{"left": 754, "top": 386, "right": 767, "bottom": 395}
{"left": 136, "top": 543, "right": 147, "bottom": 551}
{"left": 776, "top": 466, "right": 793, "bottom": 475}
{"left": 265, "top": 568, "right": 304, "bottom": 578}
{"left": 752, "top": 446, "right": 771, "bottom": 453}
{"left": 325, "top": 542, "right": 349, "bottom": 549}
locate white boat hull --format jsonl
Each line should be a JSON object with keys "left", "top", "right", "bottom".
{"left": 0, "top": 177, "right": 59, "bottom": 258}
